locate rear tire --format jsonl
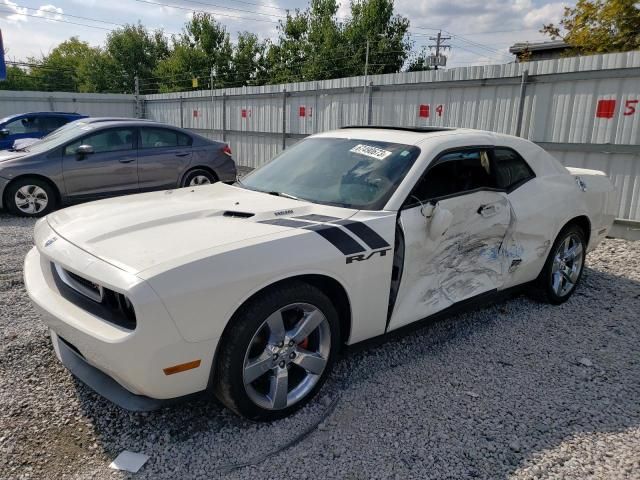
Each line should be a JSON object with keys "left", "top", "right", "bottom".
{"left": 5, "top": 177, "right": 57, "bottom": 217}
{"left": 182, "top": 169, "right": 217, "bottom": 187}
{"left": 530, "top": 224, "right": 586, "bottom": 304}
{"left": 214, "top": 282, "right": 340, "bottom": 421}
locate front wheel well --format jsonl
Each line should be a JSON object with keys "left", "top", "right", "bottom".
{"left": 207, "top": 275, "right": 352, "bottom": 392}
{"left": 4, "top": 174, "right": 61, "bottom": 206}
{"left": 224, "top": 275, "right": 352, "bottom": 348}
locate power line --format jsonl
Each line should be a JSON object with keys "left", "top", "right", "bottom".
{"left": 132, "top": 0, "right": 280, "bottom": 24}
{"left": 0, "top": 7, "right": 113, "bottom": 31}
{"left": 178, "top": 0, "right": 287, "bottom": 19}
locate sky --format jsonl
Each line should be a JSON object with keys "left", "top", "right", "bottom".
{"left": 0, "top": 0, "right": 572, "bottom": 69}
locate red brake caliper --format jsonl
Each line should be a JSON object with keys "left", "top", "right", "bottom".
{"left": 298, "top": 337, "right": 309, "bottom": 349}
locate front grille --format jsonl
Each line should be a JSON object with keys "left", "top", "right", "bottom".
{"left": 51, "top": 263, "right": 137, "bottom": 330}
{"left": 54, "top": 264, "right": 103, "bottom": 302}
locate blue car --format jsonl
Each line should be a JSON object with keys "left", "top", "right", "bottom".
{"left": 0, "top": 112, "right": 87, "bottom": 150}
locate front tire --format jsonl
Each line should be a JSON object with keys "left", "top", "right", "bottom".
{"left": 214, "top": 282, "right": 340, "bottom": 421}
{"left": 531, "top": 224, "right": 586, "bottom": 304}
{"left": 5, "top": 177, "right": 57, "bottom": 217}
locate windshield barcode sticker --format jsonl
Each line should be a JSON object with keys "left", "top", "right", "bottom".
{"left": 349, "top": 144, "right": 392, "bottom": 160}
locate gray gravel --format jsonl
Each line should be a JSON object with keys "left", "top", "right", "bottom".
{"left": 1, "top": 211, "right": 639, "bottom": 480}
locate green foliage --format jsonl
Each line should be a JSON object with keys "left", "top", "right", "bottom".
{"left": 0, "top": 66, "right": 41, "bottom": 91}
{"left": 542, "top": 0, "right": 640, "bottom": 54}
{"left": 105, "top": 23, "right": 169, "bottom": 92}
{"left": 2, "top": 0, "right": 416, "bottom": 93}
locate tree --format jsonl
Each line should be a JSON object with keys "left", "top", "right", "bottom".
{"left": 265, "top": 0, "right": 411, "bottom": 84}
{"left": 154, "top": 13, "right": 233, "bottom": 92}
{"left": 29, "top": 37, "right": 99, "bottom": 92}
{"left": 302, "top": 0, "right": 348, "bottom": 80}
{"left": 230, "top": 32, "right": 269, "bottom": 86}
{"left": 406, "top": 48, "right": 433, "bottom": 72}
{"left": 343, "top": 0, "right": 411, "bottom": 76}
{"left": 0, "top": 65, "right": 42, "bottom": 91}
{"left": 542, "top": 0, "right": 640, "bottom": 54}
{"left": 106, "top": 23, "right": 169, "bottom": 93}
{"left": 266, "top": 8, "right": 310, "bottom": 84}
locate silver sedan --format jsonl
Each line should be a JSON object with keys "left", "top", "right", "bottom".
{"left": 0, "top": 118, "right": 237, "bottom": 217}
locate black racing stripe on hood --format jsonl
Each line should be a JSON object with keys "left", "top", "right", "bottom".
{"left": 303, "top": 224, "right": 365, "bottom": 255}
{"left": 258, "top": 218, "right": 315, "bottom": 228}
{"left": 334, "top": 220, "right": 390, "bottom": 250}
{"left": 294, "top": 214, "right": 341, "bottom": 223}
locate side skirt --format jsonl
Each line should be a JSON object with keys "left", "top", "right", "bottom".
{"left": 347, "top": 285, "right": 525, "bottom": 355}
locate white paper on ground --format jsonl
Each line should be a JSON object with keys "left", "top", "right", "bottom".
{"left": 108, "top": 450, "right": 150, "bottom": 473}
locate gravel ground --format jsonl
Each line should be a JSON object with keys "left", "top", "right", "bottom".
{"left": 1, "top": 211, "right": 639, "bottom": 480}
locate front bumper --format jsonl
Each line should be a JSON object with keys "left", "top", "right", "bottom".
{"left": 24, "top": 230, "right": 219, "bottom": 406}
{"left": 51, "top": 330, "right": 168, "bottom": 411}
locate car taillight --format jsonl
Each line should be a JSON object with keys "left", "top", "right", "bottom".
{"left": 222, "top": 144, "right": 232, "bottom": 156}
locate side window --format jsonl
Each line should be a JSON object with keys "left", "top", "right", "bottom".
{"left": 411, "top": 149, "right": 495, "bottom": 202}
{"left": 493, "top": 148, "right": 535, "bottom": 190}
{"left": 177, "top": 132, "right": 192, "bottom": 147}
{"left": 140, "top": 128, "right": 189, "bottom": 149}
{"left": 41, "top": 116, "right": 69, "bottom": 131}
{"left": 4, "top": 117, "right": 37, "bottom": 135}
{"left": 64, "top": 128, "right": 134, "bottom": 155}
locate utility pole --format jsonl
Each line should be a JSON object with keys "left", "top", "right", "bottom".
{"left": 428, "top": 31, "right": 451, "bottom": 70}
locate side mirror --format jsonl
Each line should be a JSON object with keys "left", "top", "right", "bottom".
{"left": 0, "top": 128, "right": 9, "bottom": 137}
{"left": 75, "top": 144, "right": 94, "bottom": 160}
{"left": 428, "top": 203, "right": 453, "bottom": 241}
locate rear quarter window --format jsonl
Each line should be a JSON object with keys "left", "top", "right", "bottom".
{"left": 493, "top": 147, "right": 535, "bottom": 191}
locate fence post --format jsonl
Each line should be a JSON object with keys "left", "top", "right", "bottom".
{"left": 367, "top": 81, "right": 374, "bottom": 126}
{"left": 134, "top": 75, "right": 141, "bottom": 118}
{"left": 515, "top": 69, "right": 529, "bottom": 137}
{"left": 222, "top": 93, "right": 227, "bottom": 142}
{"left": 179, "top": 95, "right": 184, "bottom": 128}
{"left": 282, "top": 88, "right": 287, "bottom": 150}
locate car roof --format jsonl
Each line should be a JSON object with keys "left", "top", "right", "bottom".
{"left": 75, "top": 117, "right": 157, "bottom": 125}
{"left": 313, "top": 126, "right": 525, "bottom": 147}
{"left": 4, "top": 112, "right": 85, "bottom": 118}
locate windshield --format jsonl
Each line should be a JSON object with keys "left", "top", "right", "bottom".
{"left": 22, "top": 122, "right": 97, "bottom": 153}
{"left": 239, "top": 137, "right": 420, "bottom": 210}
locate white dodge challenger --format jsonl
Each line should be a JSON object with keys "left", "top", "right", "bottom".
{"left": 24, "top": 127, "right": 616, "bottom": 420}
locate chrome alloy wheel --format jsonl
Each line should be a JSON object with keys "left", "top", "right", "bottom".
{"left": 14, "top": 185, "right": 48, "bottom": 214}
{"left": 242, "top": 303, "right": 331, "bottom": 411}
{"left": 189, "top": 175, "right": 211, "bottom": 186}
{"left": 551, "top": 233, "right": 584, "bottom": 297}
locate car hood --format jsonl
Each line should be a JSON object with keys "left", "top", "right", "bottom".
{"left": 46, "top": 183, "right": 355, "bottom": 274}
{"left": 0, "top": 151, "right": 29, "bottom": 163}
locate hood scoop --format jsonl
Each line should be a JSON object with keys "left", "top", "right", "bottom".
{"left": 223, "top": 211, "right": 255, "bottom": 218}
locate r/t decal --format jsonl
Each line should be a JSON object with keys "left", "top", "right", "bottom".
{"left": 346, "top": 248, "right": 392, "bottom": 264}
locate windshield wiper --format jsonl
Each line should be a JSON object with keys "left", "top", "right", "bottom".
{"left": 268, "top": 191, "right": 302, "bottom": 201}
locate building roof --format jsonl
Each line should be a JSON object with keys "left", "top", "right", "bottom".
{"left": 509, "top": 40, "right": 569, "bottom": 54}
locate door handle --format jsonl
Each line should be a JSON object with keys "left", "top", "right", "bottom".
{"left": 175, "top": 152, "right": 190, "bottom": 157}
{"left": 118, "top": 158, "right": 135, "bottom": 164}
{"left": 477, "top": 204, "right": 499, "bottom": 217}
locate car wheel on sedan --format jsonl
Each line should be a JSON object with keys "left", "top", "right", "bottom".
{"left": 182, "top": 169, "right": 217, "bottom": 187}
{"left": 6, "top": 177, "right": 57, "bottom": 218}
{"left": 532, "top": 224, "right": 586, "bottom": 304}
{"left": 214, "top": 282, "right": 340, "bottom": 421}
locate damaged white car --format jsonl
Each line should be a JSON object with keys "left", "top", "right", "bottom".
{"left": 24, "top": 127, "right": 616, "bottom": 420}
